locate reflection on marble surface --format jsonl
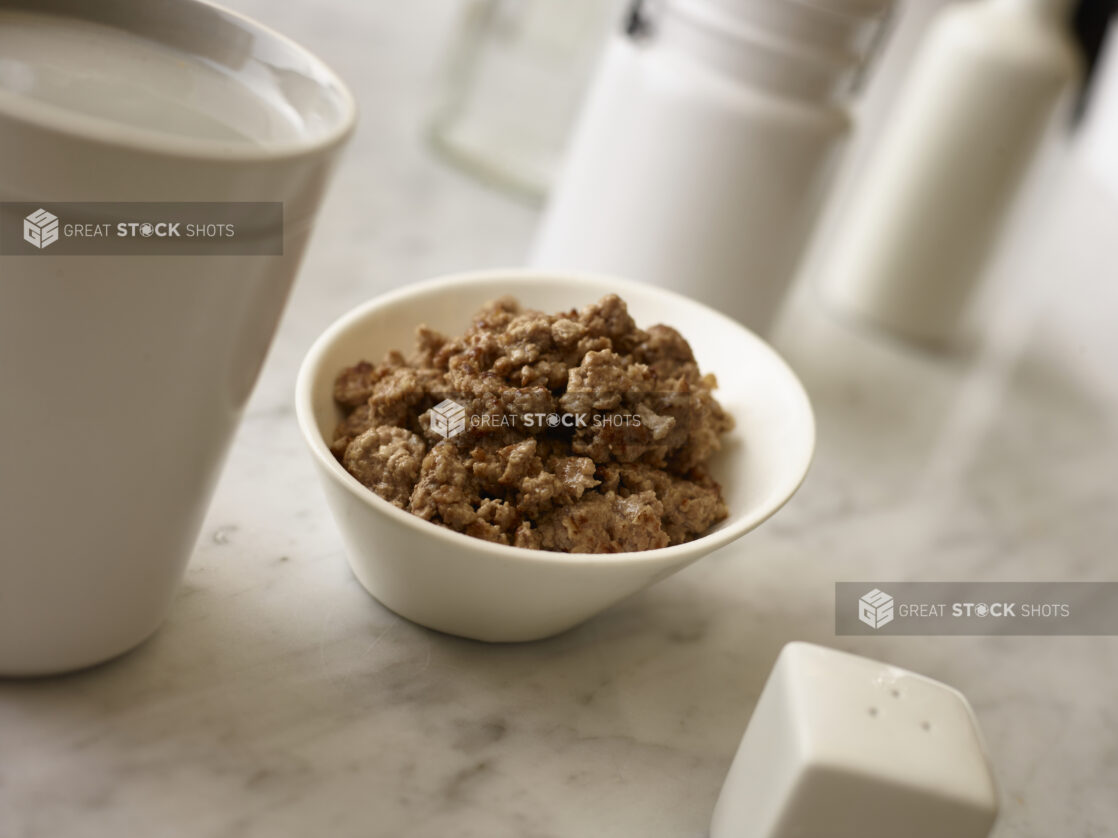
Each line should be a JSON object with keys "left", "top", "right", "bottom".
{"left": 1, "top": 2, "right": 1116, "bottom": 837}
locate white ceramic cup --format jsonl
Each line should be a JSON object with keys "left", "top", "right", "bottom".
{"left": 0, "top": 0, "right": 355, "bottom": 675}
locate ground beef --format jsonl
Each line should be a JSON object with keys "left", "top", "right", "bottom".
{"left": 342, "top": 426, "right": 426, "bottom": 508}
{"left": 331, "top": 294, "right": 733, "bottom": 553}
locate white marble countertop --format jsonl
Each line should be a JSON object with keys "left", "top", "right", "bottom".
{"left": 2, "top": 3, "right": 1117, "bottom": 837}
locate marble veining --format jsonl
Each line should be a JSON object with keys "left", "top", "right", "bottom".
{"left": 1, "top": 2, "right": 1116, "bottom": 837}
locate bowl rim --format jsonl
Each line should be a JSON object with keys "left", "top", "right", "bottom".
{"left": 294, "top": 268, "right": 815, "bottom": 567}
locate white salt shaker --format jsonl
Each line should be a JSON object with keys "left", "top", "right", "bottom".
{"left": 711, "top": 643, "right": 999, "bottom": 838}
{"left": 530, "top": 0, "right": 893, "bottom": 336}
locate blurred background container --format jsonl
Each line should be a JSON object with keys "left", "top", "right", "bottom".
{"left": 527, "top": 0, "right": 895, "bottom": 335}
{"left": 427, "top": 0, "right": 626, "bottom": 200}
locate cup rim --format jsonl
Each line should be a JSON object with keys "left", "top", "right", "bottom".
{"left": 294, "top": 269, "right": 816, "bottom": 568}
{"left": 0, "top": 0, "right": 357, "bottom": 162}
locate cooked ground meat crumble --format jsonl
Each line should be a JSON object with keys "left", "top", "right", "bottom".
{"left": 331, "top": 294, "right": 733, "bottom": 553}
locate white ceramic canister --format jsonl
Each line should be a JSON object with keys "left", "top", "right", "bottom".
{"left": 1079, "top": 14, "right": 1118, "bottom": 196}
{"left": 819, "top": 0, "right": 1081, "bottom": 345}
{"left": 530, "top": 0, "right": 892, "bottom": 336}
{"left": 1079, "top": 14, "right": 1118, "bottom": 197}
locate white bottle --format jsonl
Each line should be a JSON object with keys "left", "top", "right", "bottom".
{"left": 820, "top": 0, "right": 1081, "bottom": 345}
{"left": 529, "top": 0, "right": 893, "bottom": 336}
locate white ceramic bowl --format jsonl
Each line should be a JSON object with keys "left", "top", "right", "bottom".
{"left": 295, "top": 270, "right": 814, "bottom": 641}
